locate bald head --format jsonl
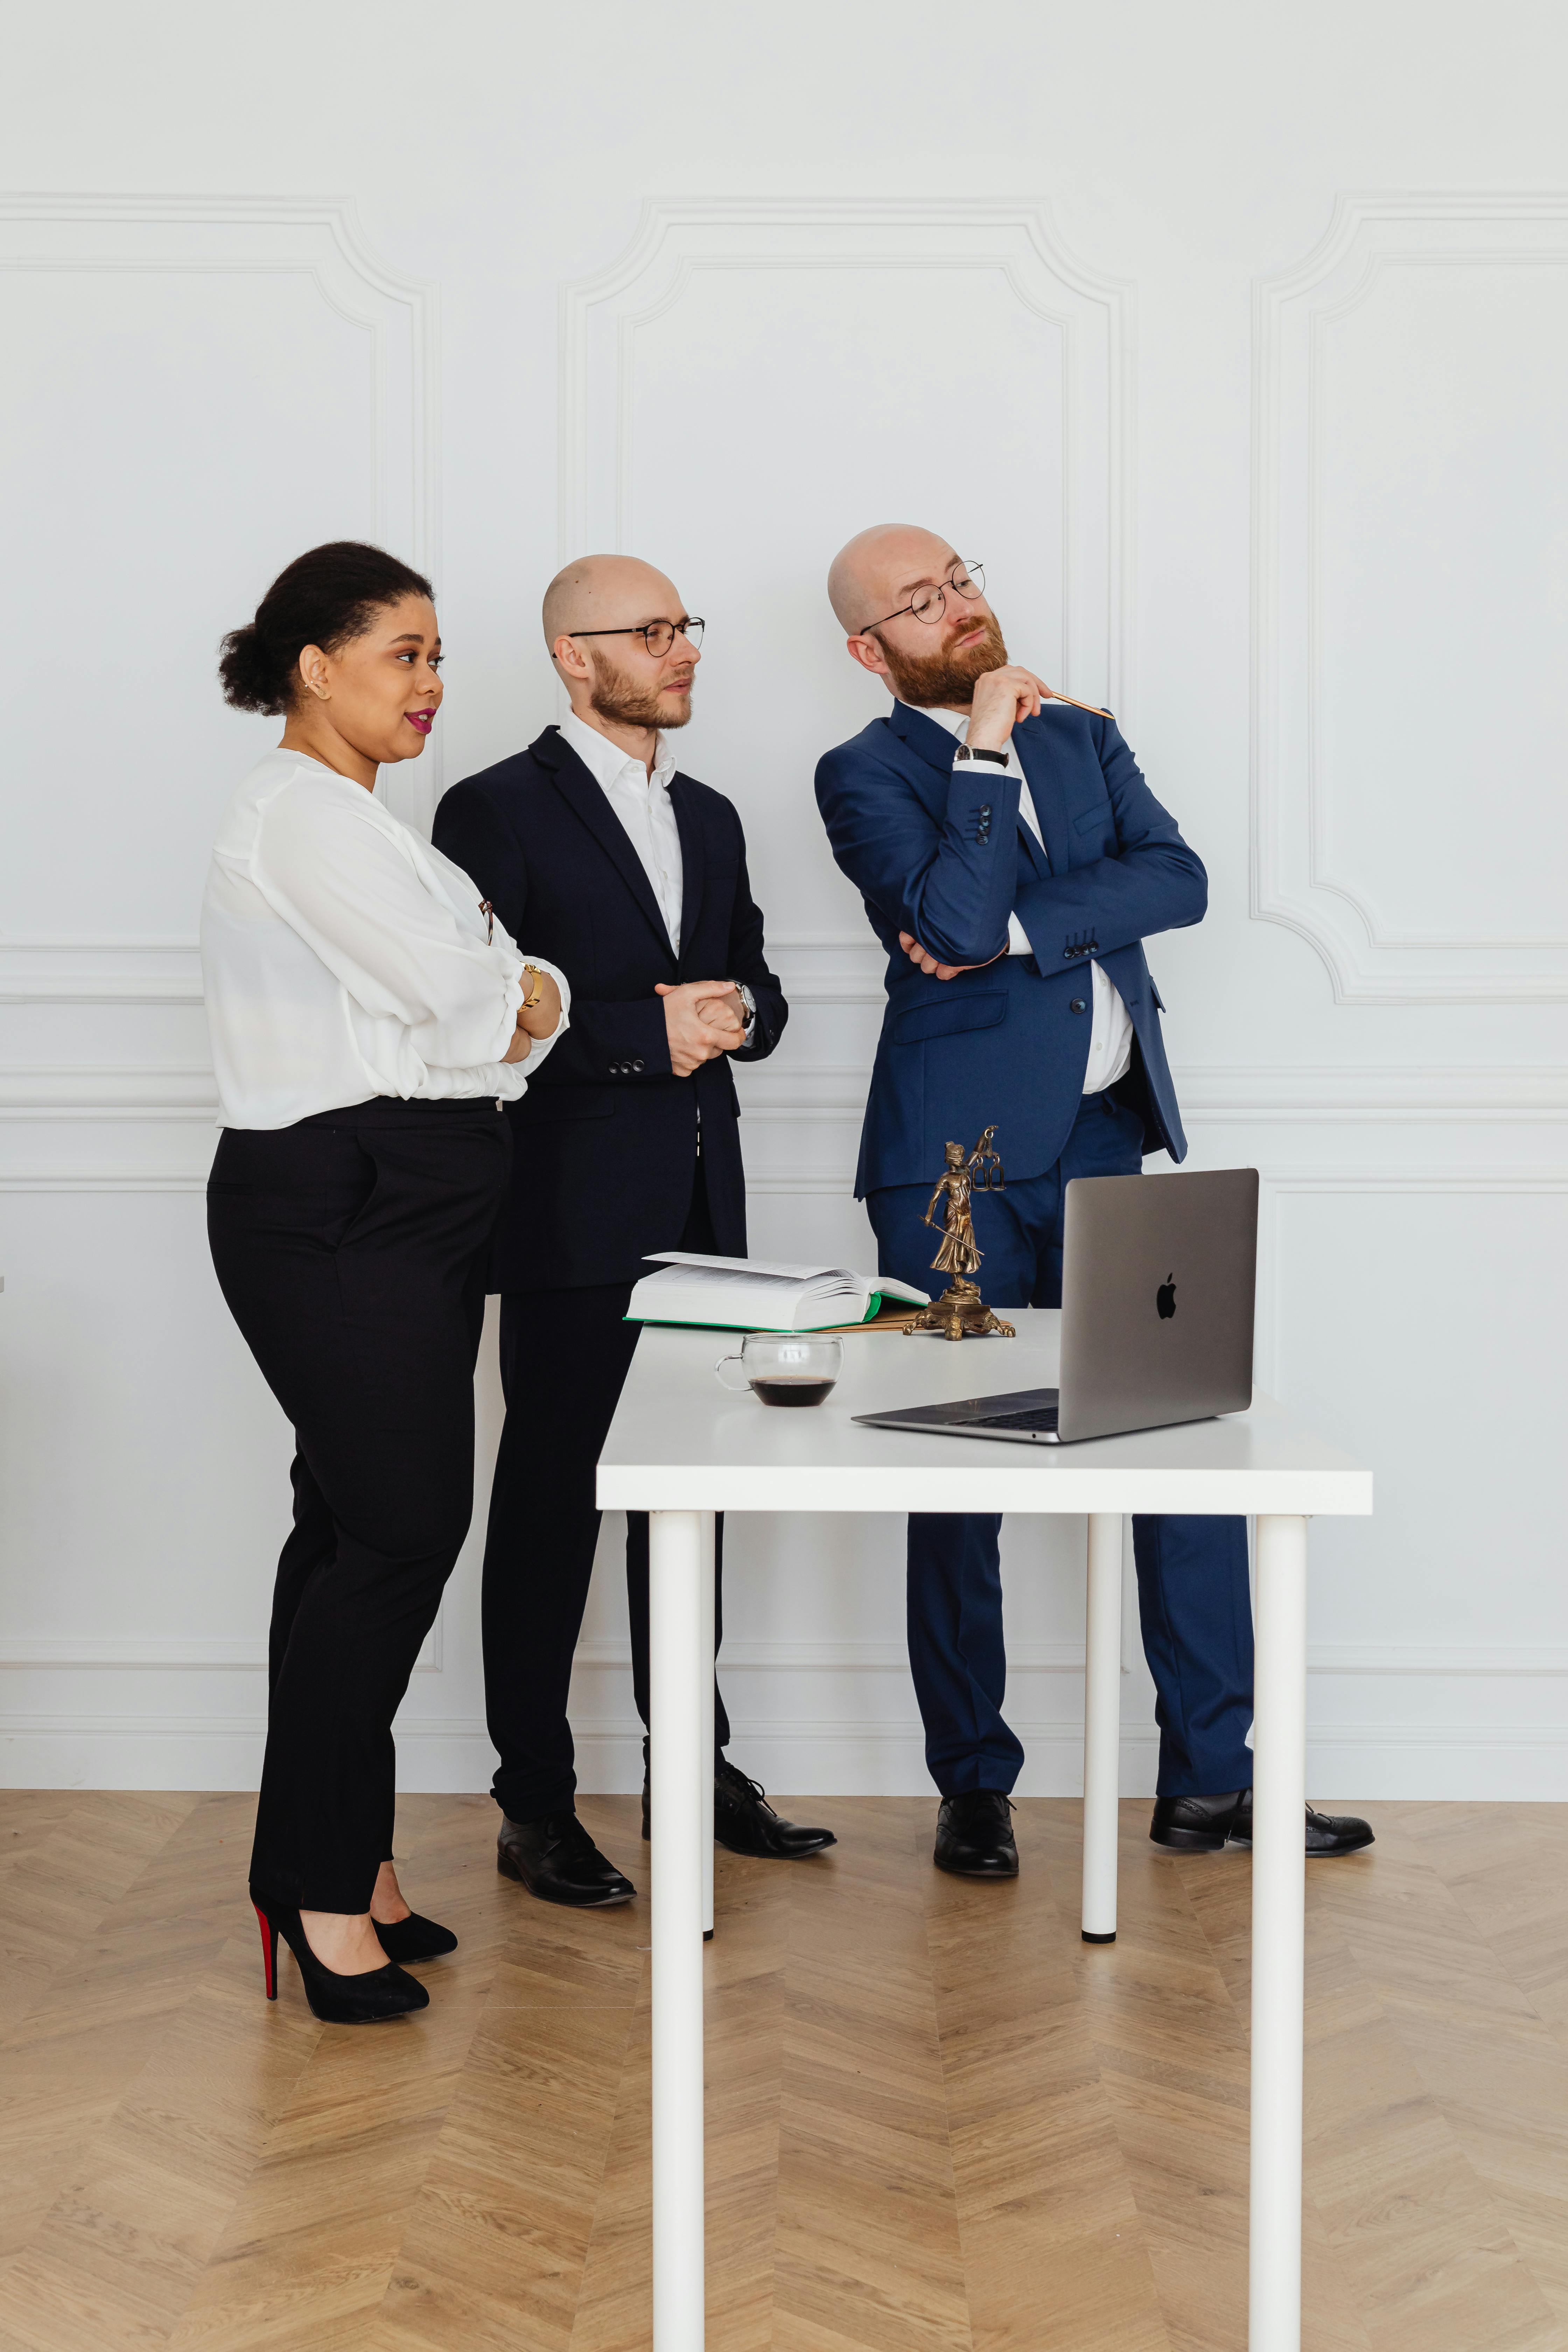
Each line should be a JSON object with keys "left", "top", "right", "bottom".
{"left": 542, "top": 553, "right": 684, "bottom": 653}
{"left": 826, "top": 524, "right": 960, "bottom": 634}
{"left": 543, "top": 550, "right": 700, "bottom": 738}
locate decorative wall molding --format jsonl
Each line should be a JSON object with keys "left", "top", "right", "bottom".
{"left": 0, "top": 1068, "right": 216, "bottom": 1114}
{"left": 0, "top": 1171, "right": 212, "bottom": 1193}
{"left": 1258, "top": 1165, "right": 1568, "bottom": 1393}
{"left": 0, "top": 193, "right": 440, "bottom": 832}
{"left": 2, "top": 1049, "right": 1567, "bottom": 1196}
{"left": 7, "top": 1708, "right": 1568, "bottom": 1802}
{"left": 0, "top": 1624, "right": 442, "bottom": 1671}
{"left": 561, "top": 196, "right": 1134, "bottom": 719}
{"left": 576, "top": 1635, "right": 1568, "bottom": 1678}
{"left": 735, "top": 1062, "right": 1568, "bottom": 1122}
{"left": 7, "top": 1054, "right": 1568, "bottom": 1122}
{"left": 1252, "top": 191, "right": 1568, "bottom": 1001}
{"left": 0, "top": 941, "right": 203, "bottom": 1005}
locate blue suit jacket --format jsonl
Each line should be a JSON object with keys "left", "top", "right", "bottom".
{"left": 814, "top": 700, "right": 1206, "bottom": 1196}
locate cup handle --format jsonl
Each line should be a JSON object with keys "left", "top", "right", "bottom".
{"left": 714, "top": 1351, "right": 751, "bottom": 1392}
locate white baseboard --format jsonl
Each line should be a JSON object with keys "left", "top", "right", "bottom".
{"left": 6, "top": 1712, "right": 1568, "bottom": 1800}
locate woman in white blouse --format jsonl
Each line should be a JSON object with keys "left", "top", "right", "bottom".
{"left": 203, "top": 541, "right": 568, "bottom": 2024}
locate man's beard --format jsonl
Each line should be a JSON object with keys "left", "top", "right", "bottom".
{"left": 876, "top": 611, "right": 1009, "bottom": 707}
{"left": 587, "top": 649, "right": 693, "bottom": 730}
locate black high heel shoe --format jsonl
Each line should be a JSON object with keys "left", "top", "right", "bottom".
{"left": 251, "top": 1893, "right": 430, "bottom": 2023}
{"left": 373, "top": 1911, "right": 458, "bottom": 1963}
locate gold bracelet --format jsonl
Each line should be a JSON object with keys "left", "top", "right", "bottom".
{"left": 520, "top": 963, "right": 544, "bottom": 1011}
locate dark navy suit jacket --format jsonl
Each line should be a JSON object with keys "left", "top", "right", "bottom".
{"left": 433, "top": 726, "right": 786, "bottom": 1290}
{"left": 814, "top": 700, "right": 1206, "bottom": 1196}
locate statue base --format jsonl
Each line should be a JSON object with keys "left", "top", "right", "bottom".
{"left": 903, "top": 1278, "right": 1016, "bottom": 1343}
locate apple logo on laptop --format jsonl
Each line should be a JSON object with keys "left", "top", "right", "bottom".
{"left": 1156, "top": 1273, "right": 1177, "bottom": 1320}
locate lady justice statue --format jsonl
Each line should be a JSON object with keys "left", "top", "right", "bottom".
{"left": 904, "top": 1125, "right": 1017, "bottom": 1341}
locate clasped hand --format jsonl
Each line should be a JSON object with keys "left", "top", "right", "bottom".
{"left": 657, "top": 979, "right": 747, "bottom": 1077}
{"left": 501, "top": 966, "right": 564, "bottom": 1063}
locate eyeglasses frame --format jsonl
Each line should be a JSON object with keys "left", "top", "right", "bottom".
{"left": 568, "top": 617, "right": 706, "bottom": 658}
{"left": 859, "top": 561, "right": 985, "bottom": 637}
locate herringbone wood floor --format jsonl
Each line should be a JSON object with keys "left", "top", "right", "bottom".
{"left": 1, "top": 1792, "right": 1565, "bottom": 2350}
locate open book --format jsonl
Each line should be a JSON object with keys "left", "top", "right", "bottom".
{"left": 625, "top": 1252, "right": 931, "bottom": 1333}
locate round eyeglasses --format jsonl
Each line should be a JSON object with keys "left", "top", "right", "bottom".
{"left": 570, "top": 616, "right": 705, "bottom": 658}
{"left": 863, "top": 561, "right": 985, "bottom": 633}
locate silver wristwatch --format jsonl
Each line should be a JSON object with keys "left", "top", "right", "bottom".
{"left": 735, "top": 980, "right": 757, "bottom": 1040}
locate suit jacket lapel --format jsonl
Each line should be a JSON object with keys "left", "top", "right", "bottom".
{"left": 884, "top": 701, "right": 961, "bottom": 821}
{"left": 669, "top": 775, "right": 706, "bottom": 973}
{"left": 1015, "top": 717, "right": 1071, "bottom": 877}
{"left": 887, "top": 699, "right": 1062, "bottom": 880}
{"left": 533, "top": 727, "right": 674, "bottom": 957}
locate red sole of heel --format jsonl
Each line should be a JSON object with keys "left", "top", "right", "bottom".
{"left": 252, "top": 1901, "right": 277, "bottom": 2000}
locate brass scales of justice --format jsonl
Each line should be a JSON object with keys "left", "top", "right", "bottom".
{"left": 904, "top": 1125, "right": 1017, "bottom": 1342}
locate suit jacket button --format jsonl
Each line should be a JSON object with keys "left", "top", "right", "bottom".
{"left": 631, "top": 1058, "right": 644, "bottom": 1073}
{"left": 1070, "top": 997, "right": 1087, "bottom": 1013}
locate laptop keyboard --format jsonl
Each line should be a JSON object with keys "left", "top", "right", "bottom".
{"left": 971, "top": 1401, "right": 1060, "bottom": 1433}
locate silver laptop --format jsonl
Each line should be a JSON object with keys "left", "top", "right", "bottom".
{"left": 853, "top": 1168, "right": 1258, "bottom": 1445}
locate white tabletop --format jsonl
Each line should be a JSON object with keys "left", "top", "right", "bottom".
{"left": 597, "top": 1308, "right": 1372, "bottom": 1518}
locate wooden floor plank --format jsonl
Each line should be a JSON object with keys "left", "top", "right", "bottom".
{"left": 4, "top": 1791, "right": 1568, "bottom": 2347}
{"left": 930, "top": 1803, "right": 1172, "bottom": 2352}
{"left": 774, "top": 1798, "right": 972, "bottom": 2352}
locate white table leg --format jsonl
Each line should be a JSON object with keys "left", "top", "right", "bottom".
{"left": 650, "top": 1508, "right": 706, "bottom": 2352}
{"left": 700, "top": 1510, "right": 716, "bottom": 1941}
{"left": 1249, "top": 1512, "right": 1308, "bottom": 2352}
{"left": 1082, "top": 1512, "right": 1123, "bottom": 1942}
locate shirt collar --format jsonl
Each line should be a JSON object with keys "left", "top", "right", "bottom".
{"left": 559, "top": 708, "right": 676, "bottom": 795}
{"left": 901, "top": 700, "right": 969, "bottom": 743}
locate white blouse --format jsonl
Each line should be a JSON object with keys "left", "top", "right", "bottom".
{"left": 200, "top": 748, "right": 569, "bottom": 1129}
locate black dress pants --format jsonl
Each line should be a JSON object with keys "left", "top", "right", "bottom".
{"left": 208, "top": 1097, "right": 510, "bottom": 1915}
{"left": 484, "top": 1163, "right": 729, "bottom": 1823}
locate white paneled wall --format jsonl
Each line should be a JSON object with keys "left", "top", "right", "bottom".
{"left": 2, "top": 2, "right": 1565, "bottom": 1799}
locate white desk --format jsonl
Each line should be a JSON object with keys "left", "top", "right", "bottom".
{"left": 598, "top": 1309, "right": 1372, "bottom": 2352}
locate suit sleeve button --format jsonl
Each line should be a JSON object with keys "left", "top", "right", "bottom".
{"left": 631, "top": 1058, "right": 644, "bottom": 1073}
{"left": 1070, "top": 997, "right": 1087, "bottom": 1013}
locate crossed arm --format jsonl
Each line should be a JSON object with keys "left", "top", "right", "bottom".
{"left": 815, "top": 714, "right": 1207, "bottom": 979}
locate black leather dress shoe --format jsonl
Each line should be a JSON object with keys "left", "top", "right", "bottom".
{"left": 373, "top": 1911, "right": 458, "bottom": 1962}
{"left": 714, "top": 1758, "right": 836, "bottom": 1858}
{"left": 1226, "top": 1790, "right": 1375, "bottom": 1856}
{"left": 1149, "top": 1790, "right": 1375, "bottom": 1856}
{"left": 639, "top": 1758, "right": 838, "bottom": 1858}
{"left": 933, "top": 1790, "right": 1018, "bottom": 1878}
{"left": 1148, "top": 1790, "right": 1245, "bottom": 1851}
{"left": 497, "top": 1812, "right": 635, "bottom": 1907}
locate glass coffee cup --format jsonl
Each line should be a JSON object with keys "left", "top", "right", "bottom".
{"left": 714, "top": 1332, "right": 842, "bottom": 1407}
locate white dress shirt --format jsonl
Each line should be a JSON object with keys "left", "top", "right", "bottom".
{"left": 557, "top": 708, "right": 756, "bottom": 1049}
{"left": 201, "top": 748, "right": 569, "bottom": 1129}
{"left": 559, "top": 709, "right": 685, "bottom": 952}
{"left": 912, "top": 703, "right": 1134, "bottom": 1095}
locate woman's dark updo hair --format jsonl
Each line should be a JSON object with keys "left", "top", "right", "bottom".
{"left": 218, "top": 540, "right": 436, "bottom": 716}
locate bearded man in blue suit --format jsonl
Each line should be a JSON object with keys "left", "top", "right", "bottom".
{"left": 815, "top": 525, "right": 1371, "bottom": 1878}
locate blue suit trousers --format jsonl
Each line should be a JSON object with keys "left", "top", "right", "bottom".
{"left": 866, "top": 1090, "right": 1256, "bottom": 1800}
